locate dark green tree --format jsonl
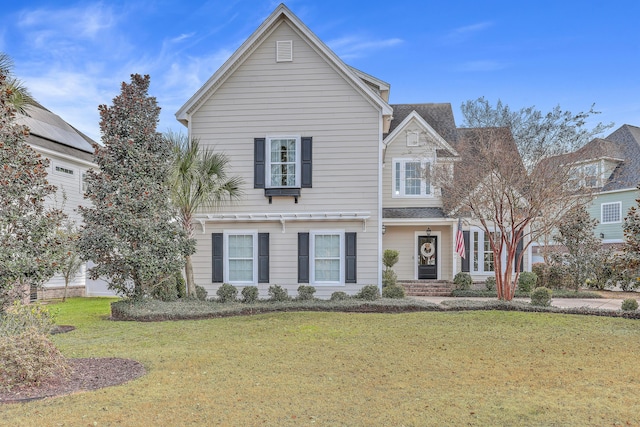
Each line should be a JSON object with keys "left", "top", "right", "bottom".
{"left": 79, "top": 74, "right": 194, "bottom": 298}
{"left": 619, "top": 186, "right": 640, "bottom": 288}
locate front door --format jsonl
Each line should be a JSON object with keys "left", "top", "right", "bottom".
{"left": 418, "top": 235, "right": 437, "bottom": 279}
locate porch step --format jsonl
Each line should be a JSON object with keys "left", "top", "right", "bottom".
{"left": 399, "top": 280, "right": 454, "bottom": 297}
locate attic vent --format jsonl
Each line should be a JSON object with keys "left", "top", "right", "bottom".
{"left": 276, "top": 40, "right": 293, "bottom": 62}
{"left": 406, "top": 131, "right": 419, "bottom": 147}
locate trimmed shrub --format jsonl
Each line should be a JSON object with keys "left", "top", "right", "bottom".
{"left": 0, "top": 327, "right": 69, "bottom": 389}
{"left": 330, "top": 291, "right": 349, "bottom": 301}
{"left": 354, "top": 285, "right": 380, "bottom": 301}
{"left": 0, "top": 302, "right": 55, "bottom": 337}
{"left": 547, "top": 265, "right": 570, "bottom": 289}
{"left": 621, "top": 298, "right": 639, "bottom": 312}
{"left": 518, "top": 271, "right": 538, "bottom": 293}
{"left": 383, "top": 249, "right": 400, "bottom": 269}
{"left": 151, "top": 276, "right": 179, "bottom": 302}
{"left": 382, "top": 269, "right": 398, "bottom": 288}
{"left": 531, "top": 287, "right": 552, "bottom": 307}
{"left": 241, "top": 286, "right": 259, "bottom": 304}
{"left": 268, "top": 284, "right": 289, "bottom": 302}
{"left": 382, "top": 285, "right": 405, "bottom": 299}
{"left": 484, "top": 276, "right": 496, "bottom": 291}
{"left": 531, "top": 263, "right": 547, "bottom": 287}
{"left": 453, "top": 272, "right": 472, "bottom": 290}
{"left": 296, "top": 285, "right": 316, "bottom": 301}
{"left": 216, "top": 283, "right": 238, "bottom": 303}
{"left": 195, "top": 285, "right": 208, "bottom": 301}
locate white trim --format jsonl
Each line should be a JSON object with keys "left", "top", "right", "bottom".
{"left": 392, "top": 158, "right": 433, "bottom": 198}
{"left": 265, "top": 135, "right": 301, "bottom": 188}
{"left": 223, "top": 230, "right": 258, "bottom": 285}
{"left": 596, "top": 187, "right": 640, "bottom": 195}
{"left": 310, "top": 230, "right": 345, "bottom": 286}
{"left": 601, "top": 201, "right": 622, "bottom": 224}
{"left": 30, "top": 144, "right": 96, "bottom": 168}
{"left": 383, "top": 110, "right": 459, "bottom": 159}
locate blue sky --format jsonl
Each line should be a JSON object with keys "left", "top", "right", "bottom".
{"left": 1, "top": 0, "right": 639, "bottom": 143}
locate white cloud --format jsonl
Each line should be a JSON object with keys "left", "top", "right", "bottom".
{"left": 443, "top": 21, "right": 493, "bottom": 44}
{"left": 327, "top": 35, "right": 403, "bottom": 59}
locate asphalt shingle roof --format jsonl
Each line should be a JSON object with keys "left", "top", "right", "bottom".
{"left": 601, "top": 124, "right": 640, "bottom": 191}
{"left": 387, "top": 103, "right": 458, "bottom": 144}
{"left": 383, "top": 207, "right": 447, "bottom": 219}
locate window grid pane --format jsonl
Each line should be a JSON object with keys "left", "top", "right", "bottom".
{"left": 405, "top": 162, "right": 421, "bottom": 195}
{"left": 314, "top": 234, "right": 340, "bottom": 282}
{"left": 228, "top": 235, "right": 253, "bottom": 282}
{"left": 270, "top": 138, "right": 297, "bottom": 187}
{"left": 602, "top": 203, "right": 621, "bottom": 223}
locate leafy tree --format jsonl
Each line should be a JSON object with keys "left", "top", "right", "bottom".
{"left": 0, "top": 67, "right": 65, "bottom": 308}
{"left": 461, "top": 97, "right": 612, "bottom": 170}
{"left": 55, "top": 220, "right": 84, "bottom": 302}
{"left": 166, "top": 132, "right": 242, "bottom": 297}
{"left": 78, "top": 74, "right": 194, "bottom": 299}
{"left": 382, "top": 249, "right": 399, "bottom": 288}
{"left": 619, "top": 185, "right": 640, "bottom": 287}
{"left": 551, "top": 206, "right": 603, "bottom": 291}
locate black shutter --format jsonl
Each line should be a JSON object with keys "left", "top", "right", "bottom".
{"left": 298, "top": 232, "right": 309, "bottom": 283}
{"left": 258, "top": 233, "right": 269, "bottom": 283}
{"left": 515, "top": 238, "right": 524, "bottom": 273}
{"left": 212, "top": 233, "right": 223, "bottom": 283}
{"left": 254, "top": 138, "right": 265, "bottom": 188}
{"left": 462, "top": 231, "right": 470, "bottom": 273}
{"left": 345, "top": 232, "right": 357, "bottom": 283}
{"left": 301, "top": 137, "right": 312, "bottom": 188}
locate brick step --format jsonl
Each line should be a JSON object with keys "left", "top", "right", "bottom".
{"left": 399, "top": 281, "right": 454, "bottom": 297}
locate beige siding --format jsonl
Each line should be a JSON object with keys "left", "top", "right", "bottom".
{"left": 42, "top": 152, "right": 91, "bottom": 223}
{"left": 382, "top": 119, "right": 445, "bottom": 209}
{"left": 383, "top": 225, "right": 455, "bottom": 281}
{"left": 188, "top": 21, "right": 382, "bottom": 295}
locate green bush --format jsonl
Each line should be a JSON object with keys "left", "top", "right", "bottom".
{"left": 0, "top": 327, "right": 69, "bottom": 389}
{"left": 151, "top": 276, "right": 179, "bottom": 302}
{"left": 268, "top": 284, "right": 289, "bottom": 302}
{"left": 216, "top": 283, "right": 238, "bottom": 303}
{"left": 354, "top": 285, "right": 380, "bottom": 301}
{"left": 195, "top": 285, "right": 208, "bottom": 301}
{"left": 382, "top": 285, "right": 405, "bottom": 299}
{"left": 547, "top": 265, "right": 570, "bottom": 289}
{"left": 0, "top": 302, "right": 56, "bottom": 337}
{"left": 296, "top": 285, "right": 316, "bottom": 300}
{"left": 531, "top": 263, "right": 547, "bottom": 287}
{"left": 518, "top": 271, "right": 538, "bottom": 293}
{"left": 621, "top": 298, "right": 639, "bottom": 311}
{"left": 530, "top": 287, "right": 552, "bottom": 307}
{"left": 453, "top": 272, "right": 473, "bottom": 290}
{"left": 382, "top": 269, "right": 398, "bottom": 288}
{"left": 176, "top": 275, "right": 186, "bottom": 299}
{"left": 241, "top": 286, "right": 259, "bottom": 304}
{"left": 330, "top": 291, "right": 349, "bottom": 301}
{"left": 484, "top": 276, "right": 496, "bottom": 291}
{"left": 383, "top": 249, "right": 400, "bottom": 269}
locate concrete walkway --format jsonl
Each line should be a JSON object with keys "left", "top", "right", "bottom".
{"left": 410, "top": 296, "right": 625, "bottom": 310}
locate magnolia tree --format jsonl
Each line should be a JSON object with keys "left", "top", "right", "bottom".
{"left": 0, "top": 67, "right": 65, "bottom": 307}
{"left": 620, "top": 185, "right": 640, "bottom": 286}
{"left": 79, "top": 74, "right": 194, "bottom": 298}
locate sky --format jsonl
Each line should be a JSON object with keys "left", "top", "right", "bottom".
{"left": 1, "top": 0, "right": 639, "bottom": 143}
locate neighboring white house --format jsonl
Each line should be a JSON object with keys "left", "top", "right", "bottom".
{"left": 176, "top": 4, "right": 531, "bottom": 298}
{"left": 16, "top": 103, "right": 113, "bottom": 299}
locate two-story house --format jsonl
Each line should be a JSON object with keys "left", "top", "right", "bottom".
{"left": 176, "top": 4, "right": 530, "bottom": 298}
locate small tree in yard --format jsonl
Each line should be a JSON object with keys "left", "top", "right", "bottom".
{"left": 552, "top": 205, "right": 605, "bottom": 291}
{"left": 382, "top": 249, "right": 399, "bottom": 287}
{"left": 618, "top": 185, "right": 640, "bottom": 287}
{"left": 0, "top": 65, "right": 65, "bottom": 308}
{"left": 79, "top": 74, "right": 194, "bottom": 299}
{"left": 166, "top": 132, "right": 242, "bottom": 298}
{"left": 55, "top": 220, "right": 84, "bottom": 302}
{"left": 438, "top": 100, "right": 609, "bottom": 301}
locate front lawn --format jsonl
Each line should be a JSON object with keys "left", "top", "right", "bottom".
{"left": 4, "top": 297, "right": 640, "bottom": 426}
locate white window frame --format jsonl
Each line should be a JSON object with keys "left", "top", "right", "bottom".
{"left": 53, "top": 163, "right": 75, "bottom": 176}
{"left": 310, "top": 230, "right": 345, "bottom": 286}
{"left": 601, "top": 202, "right": 622, "bottom": 224}
{"left": 266, "top": 135, "right": 301, "bottom": 188}
{"left": 471, "top": 228, "right": 505, "bottom": 275}
{"left": 392, "top": 158, "right": 433, "bottom": 198}
{"left": 223, "top": 231, "right": 258, "bottom": 285}
{"left": 81, "top": 170, "right": 88, "bottom": 192}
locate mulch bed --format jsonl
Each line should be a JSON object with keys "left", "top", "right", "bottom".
{"left": 0, "top": 357, "right": 145, "bottom": 404}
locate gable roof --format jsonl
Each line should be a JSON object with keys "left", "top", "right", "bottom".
{"left": 175, "top": 3, "right": 392, "bottom": 125}
{"left": 16, "top": 104, "right": 96, "bottom": 163}
{"left": 387, "top": 103, "right": 458, "bottom": 144}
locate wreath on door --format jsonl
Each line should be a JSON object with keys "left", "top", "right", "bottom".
{"left": 420, "top": 242, "right": 435, "bottom": 259}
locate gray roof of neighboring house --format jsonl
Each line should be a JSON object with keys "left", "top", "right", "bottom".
{"left": 383, "top": 207, "right": 447, "bottom": 219}
{"left": 387, "top": 103, "right": 458, "bottom": 144}
{"left": 601, "top": 124, "right": 640, "bottom": 191}
{"left": 16, "top": 104, "right": 96, "bottom": 163}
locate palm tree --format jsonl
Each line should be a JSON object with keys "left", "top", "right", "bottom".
{"left": 0, "top": 52, "right": 37, "bottom": 114}
{"left": 167, "top": 131, "right": 243, "bottom": 297}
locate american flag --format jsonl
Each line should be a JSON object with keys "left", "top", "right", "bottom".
{"left": 455, "top": 218, "right": 465, "bottom": 258}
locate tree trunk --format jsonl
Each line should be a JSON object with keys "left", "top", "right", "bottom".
{"left": 185, "top": 254, "right": 196, "bottom": 297}
{"left": 62, "top": 277, "right": 68, "bottom": 302}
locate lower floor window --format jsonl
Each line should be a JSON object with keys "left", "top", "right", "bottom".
{"left": 472, "top": 230, "right": 500, "bottom": 273}
{"left": 311, "top": 232, "right": 343, "bottom": 284}
{"left": 226, "top": 233, "right": 256, "bottom": 283}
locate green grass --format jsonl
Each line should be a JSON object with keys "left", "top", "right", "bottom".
{"left": 5, "top": 297, "right": 640, "bottom": 426}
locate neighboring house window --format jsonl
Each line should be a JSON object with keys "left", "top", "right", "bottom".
{"left": 568, "top": 162, "right": 600, "bottom": 189}
{"left": 268, "top": 137, "right": 299, "bottom": 187}
{"left": 298, "top": 231, "right": 356, "bottom": 284}
{"left": 583, "top": 164, "right": 599, "bottom": 188}
{"left": 54, "top": 165, "right": 74, "bottom": 176}
{"left": 81, "top": 171, "right": 87, "bottom": 192}
{"left": 212, "top": 232, "right": 269, "bottom": 284}
{"left": 393, "top": 159, "right": 432, "bottom": 197}
{"left": 601, "top": 202, "right": 622, "bottom": 224}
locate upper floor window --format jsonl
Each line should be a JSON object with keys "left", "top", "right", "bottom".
{"left": 54, "top": 165, "right": 74, "bottom": 176}
{"left": 393, "top": 158, "right": 431, "bottom": 197}
{"left": 568, "top": 162, "right": 601, "bottom": 189}
{"left": 601, "top": 202, "right": 622, "bottom": 224}
{"left": 268, "top": 137, "right": 300, "bottom": 188}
